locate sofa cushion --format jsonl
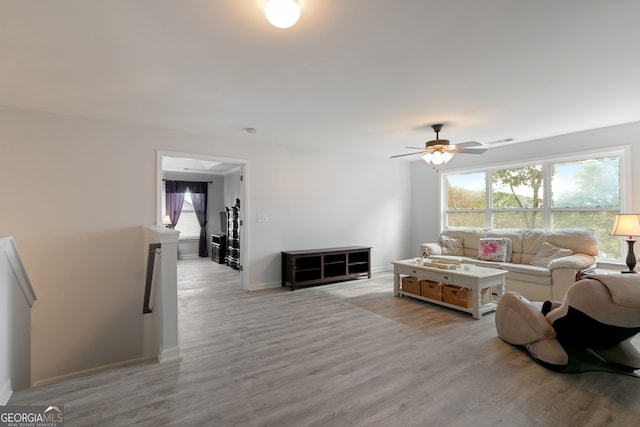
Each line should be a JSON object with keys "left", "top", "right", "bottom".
{"left": 439, "top": 235, "right": 464, "bottom": 255}
{"left": 501, "top": 262, "right": 551, "bottom": 276}
{"left": 506, "top": 271, "right": 552, "bottom": 286}
{"left": 478, "top": 238, "right": 510, "bottom": 262}
{"left": 460, "top": 259, "right": 552, "bottom": 285}
{"left": 521, "top": 229, "right": 549, "bottom": 264}
{"left": 545, "top": 228, "right": 598, "bottom": 256}
{"left": 548, "top": 253, "right": 596, "bottom": 270}
{"left": 441, "top": 227, "right": 485, "bottom": 258}
{"left": 502, "top": 263, "right": 553, "bottom": 286}
{"left": 422, "top": 242, "right": 443, "bottom": 256}
{"left": 530, "top": 242, "right": 573, "bottom": 268}
{"left": 463, "top": 258, "right": 503, "bottom": 269}
{"left": 522, "top": 228, "right": 598, "bottom": 264}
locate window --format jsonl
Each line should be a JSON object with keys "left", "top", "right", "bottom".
{"left": 443, "top": 149, "right": 626, "bottom": 260}
{"left": 446, "top": 172, "right": 486, "bottom": 227}
{"left": 175, "top": 192, "right": 201, "bottom": 239}
{"left": 492, "top": 165, "right": 544, "bottom": 229}
{"left": 550, "top": 157, "right": 620, "bottom": 259}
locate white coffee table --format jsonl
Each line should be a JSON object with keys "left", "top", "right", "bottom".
{"left": 392, "top": 259, "right": 507, "bottom": 319}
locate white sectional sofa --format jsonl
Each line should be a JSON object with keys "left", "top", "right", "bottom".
{"left": 421, "top": 227, "right": 598, "bottom": 301}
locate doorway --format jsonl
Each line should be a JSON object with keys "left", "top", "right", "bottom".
{"left": 156, "top": 150, "right": 249, "bottom": 290}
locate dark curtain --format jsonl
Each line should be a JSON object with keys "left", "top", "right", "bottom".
{"left": 188, "top": 181, "right": 209, "bottom": 257}
{"left": 165, "top": 180, "right": 188, "bottom": 229}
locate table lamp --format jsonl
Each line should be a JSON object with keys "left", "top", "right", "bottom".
{"left": 609, "top": 213, "right": 640, "bottom": 273}
{"left": 162, "top": 215, "right": 172, "bottom": 228}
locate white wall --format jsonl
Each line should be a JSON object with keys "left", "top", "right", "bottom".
{"left": 249, "top": 144, "right": 413, "bottom": 288}
{"left": 223, "top": 168, "right": 242, "bottom": 209}
{"left": 410, "top": 122, "right": 640, "bottom": 252}
{"left": 0, "top": 106, "right": 412, "bottom": 384}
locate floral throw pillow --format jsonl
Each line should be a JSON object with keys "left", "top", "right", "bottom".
{"left": 478, "top": 238, "right": 509, "bottom": 262}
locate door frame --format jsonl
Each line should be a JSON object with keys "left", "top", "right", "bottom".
{"left": 156, "top": 149, "right": 249, "bottom": 290}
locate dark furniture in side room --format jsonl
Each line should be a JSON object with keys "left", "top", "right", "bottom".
{"left": 211, "top": 234, "right": 227, "bottom": 264}
{"left": 226, "top": 206, "right": 240, "bottom": 270}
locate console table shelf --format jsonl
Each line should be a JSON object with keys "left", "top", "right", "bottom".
{"left": 282, "top": 246, "right": 371, "bottom": 291}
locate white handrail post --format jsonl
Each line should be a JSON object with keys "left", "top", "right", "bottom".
{"left": 141, "top": 226, "right": 181, "bottom": 363}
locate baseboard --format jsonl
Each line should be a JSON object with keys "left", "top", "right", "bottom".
{"left": 247, "top": 281, "right": 282, "bottom": 291}
{"left": 371, "top": 265, "right": 393, "bottom": 274}
{"left": 0, "top": 379, "right": 11, "bottom": 405}
{"left": 32, "top": 357, "right": 144, "bottom": 388}
{"left": 158, "top": 346, "right": 182, "bottom": 363}
{"left": 177, "top": 254, "right": 199, "bottom": 260}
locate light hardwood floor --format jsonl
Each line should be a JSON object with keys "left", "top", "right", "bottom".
{"left": 9, "top": 258, "right": 640, "bottom": 426}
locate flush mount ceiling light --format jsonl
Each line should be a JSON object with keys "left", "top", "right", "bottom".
{"left": 265, "top": 0, "right": 301, "bottom": 29}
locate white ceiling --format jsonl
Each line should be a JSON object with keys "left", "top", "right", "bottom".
{"left": 1, "top": 0, "right": 639, "bottom": 159}
{"left": 162, "top": 156, "right": 239, "bottom": 175}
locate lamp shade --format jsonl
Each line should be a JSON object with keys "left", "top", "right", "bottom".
{"left": 162, "top": 215, "right": 172, "bottom": 226}
{"left": 265, "top": 0, "right": 300, "bottom": 29}
{"left": 609, "top": 214, "right": 640, "bottom": 238}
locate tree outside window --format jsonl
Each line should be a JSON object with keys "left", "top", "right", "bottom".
{"left": 492, "top": 165, "right": 543, "bottom": 229}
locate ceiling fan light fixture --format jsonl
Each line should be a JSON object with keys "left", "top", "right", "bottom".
{"left": 423, "top": 149, "right": 453, "bottom": 165}
{"left": 431, "top": 151, "right": 444, "bottom": 165}
{"left": 265, "top": 0, "right": 301, "bottom": 29}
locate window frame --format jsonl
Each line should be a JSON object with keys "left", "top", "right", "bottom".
{"left": 440, "top": 145, "right": 631, "bottom": 260}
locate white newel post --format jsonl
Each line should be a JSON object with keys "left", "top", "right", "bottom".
{"left": 142, "top": 226, "right": 181, "bottom": 363}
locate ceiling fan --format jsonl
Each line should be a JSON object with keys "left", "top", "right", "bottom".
{"left": 390, "top": 123, "right": 487, "bottom": 165}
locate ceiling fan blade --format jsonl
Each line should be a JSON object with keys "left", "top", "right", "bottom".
{"left": 454, "top": 141, "right": 482, "bottom": 148}
{"left": 483, "top": 138, "right": 515, "bottom": 145}
{"left": 449, "top": 146, "right": 487, "bottom": 154}
{"left": 390, "top": 151, "right": 424, "bottom": 158}
{"left": 405, "top": 146, "right": 426, "bottom": 150}
{"left": 397, "top": 123, "right": 491, "bottom": 159}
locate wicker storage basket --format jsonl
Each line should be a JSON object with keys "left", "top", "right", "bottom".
{"left": 421, "top": 280, "right": 443, "bottom": 301}
{"left": 443, "top": 285, "right": 490, "bottom": 308}
{"left": 401, "top": 276, "right": 421, "bottom": 295}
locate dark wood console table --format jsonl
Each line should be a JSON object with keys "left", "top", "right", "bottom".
{"left": 281, "top": 246, "right": 371, "bottom": 291}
